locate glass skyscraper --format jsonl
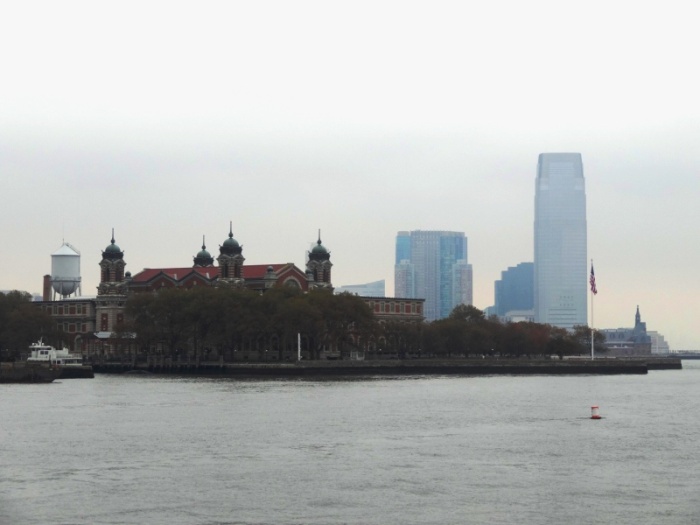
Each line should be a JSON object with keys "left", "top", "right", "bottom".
{"left": 394, "top": 230, "right": 472, "bottom": 321}
{"left": 494, "top": 262, "right": 534, "bottom": 317}
{"left": 534, "top": 153, "right": 587, "bottom": 328}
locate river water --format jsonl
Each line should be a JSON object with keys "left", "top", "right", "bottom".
{"left": 2, "top": 362, "right": 700, "bottom": 525}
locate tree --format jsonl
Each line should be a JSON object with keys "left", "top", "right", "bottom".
{"left": 547, "top": 326, "right": 580, "bottom": 359}
{"left": 448, "top": 304, "right": 486, "bottom": 323}
{"left": 0, "top": 291, "right": 56, "bottom": 359}
{"left": 572, "top": 325, "right": 607, "bottom": 354}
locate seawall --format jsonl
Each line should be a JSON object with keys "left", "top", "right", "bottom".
{"left": 88, "top": 358, "right": 681, "bottom": 377}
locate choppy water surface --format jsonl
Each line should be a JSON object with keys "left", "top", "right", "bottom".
{"left": 2, "top": 363, "right": 700, "bottom": 525}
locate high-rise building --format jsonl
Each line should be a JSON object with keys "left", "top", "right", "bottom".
{"left": 394, "top": 230, "right": 472, "bottom": 321}
{"left": 494, "top": 262, "right": 534, "bottom": 317}
{"left": 534, "top": 153, "right": 587, "bottom": 328}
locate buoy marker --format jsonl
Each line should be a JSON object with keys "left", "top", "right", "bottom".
{"left": 590, "top": 405, "right": 601, "bottom": 419}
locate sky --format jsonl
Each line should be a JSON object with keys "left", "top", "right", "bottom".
{"left": 2, "top": 2, "right": 699, "bottom": 349}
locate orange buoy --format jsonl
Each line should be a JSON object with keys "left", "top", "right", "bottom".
{"left": 591, "top": 405, "right": 601, "bottom": 419}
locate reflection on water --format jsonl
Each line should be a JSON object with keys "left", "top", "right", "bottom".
{"left": 2, "top": 363, "right": 700, "bottom": 524}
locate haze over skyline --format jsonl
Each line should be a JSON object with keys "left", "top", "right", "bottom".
{"left": 2, "top": 2, "right": 699, "bottom": 349}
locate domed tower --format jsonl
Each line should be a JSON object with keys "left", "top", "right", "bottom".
{"left": 306, "top": 230, "right": 333, "bottom": 290}
{"left": 98, "top": 230, "right": 127, "bottom": 296}
{"left": 193, "top": 236, "right": 214, "bottom": 267}
{"left": 217, "top": 222, "right": 245, "bottom": 287}
{"left": 96, "top": 229, "right": 127, "bottom": 333}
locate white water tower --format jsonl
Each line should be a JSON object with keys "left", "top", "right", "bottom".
{"left": 51, "top": 242, "right": 82, "bottom": 299}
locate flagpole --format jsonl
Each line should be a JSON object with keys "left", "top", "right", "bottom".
{"left": 590, "top": 259, "right": 595, "bottom": 360}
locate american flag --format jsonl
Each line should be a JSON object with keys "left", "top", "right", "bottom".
{"left": 590, "top": 264, "right": 597, "bottom": 295}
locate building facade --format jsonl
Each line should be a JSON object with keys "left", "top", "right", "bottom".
{"left": 394, "top": 230, "right": 473, "bottom": 322}
{"left": 534, "top": 153, "right": 587, "bottom": 329}
{"left": 599, "top": 306, "right": 653, "bottom": 356}
{"left": 494, "top": 262, "right": 534, "bottom": 318}
{"left": 334, "top": 280, "right": 385, "bottom": 297}
{"left": 38, "top": 227, "right": 335, "bottom": 353}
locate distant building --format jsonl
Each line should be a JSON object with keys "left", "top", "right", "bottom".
{"left": 335, "top": 280, "right": 385, "bottom": 297}
{"left": 394, "top": 230, "right": 472, "bottom": 321}
{"left": 363, "top": 297, "right": 425, "bottom": 323}
{"left": 599, "top": 306, "right": 653, "bottom": 356}
{"left": 502, "top": 310, "right": 535, "bottom": 323}
{"left": 648, "top": 331, "right": 670, "bottom": 354}
{"left": 36, "top": 296, "right": 98, "bottom": 350}
{"left": 534, "top": 153, "right": 588, "bottom": 328}
{"left": 37, "top": 226, "right": 334, "bottom": 353}
{"left": 483, "top": 305, "right": 497, "bottom": 318}
{"left": 394, "top": 259, "right": 415, "bottom": 298}
{"left": 494, "top": 262, "right": 534, "bottom": 318}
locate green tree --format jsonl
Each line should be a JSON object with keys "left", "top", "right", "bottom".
{"left": 0, "top": 291, "right": 56, "bottom": 359}
{"left": 547, "top": 326, "right": 580, "bottom": 359}
{"left": 572, "top": 325, "right": 607, "bottom": 354}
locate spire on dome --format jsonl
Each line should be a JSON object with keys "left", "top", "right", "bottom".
{"left": 194, "top": 234, "right": 214, "bottom": 267}
{"left": 102, "top": 228, "right": 123, "bottom": 259}
{"left": 219, "top": 221, "right": 242, "bottom": 255}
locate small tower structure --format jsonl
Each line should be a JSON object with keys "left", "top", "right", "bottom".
{"left": 306, "top": 230, "right": 333, "bottom": 290}
{"left": 217, "top": 222, "right": 245, "bottom": 287}
{"left": 96, "top": 230, "right": 127, "bottom": 333}
{"left": 193, "top": 236, "right": 214, "bottom": 267}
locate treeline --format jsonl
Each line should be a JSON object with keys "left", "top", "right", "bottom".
{"left": 120, "top": 286, "right": 375, "bottom": 361}
{"left": 0, "top": 291, "right": 55, "bottom": 359}
{"left": 0, "top": 288, "right": 605, "bottom": 360}
{"left": 122, "top": 289, "right": 606, "bottom": 359}
{"left": 423, "top": 304, "right": 605, "bottom": 358}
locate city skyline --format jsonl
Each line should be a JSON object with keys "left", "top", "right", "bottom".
{"left": 2, "top": 3, "right": 699, "bottom": 349}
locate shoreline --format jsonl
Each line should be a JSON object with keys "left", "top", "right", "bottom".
{"left": 91, "top": 357, "right": 682, "bottom": 377}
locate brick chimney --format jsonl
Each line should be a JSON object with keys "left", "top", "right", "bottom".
{"left": 43, "top": 274, "right": 52, "bottom": 301}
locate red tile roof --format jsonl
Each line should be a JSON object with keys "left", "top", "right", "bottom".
{"left": 131, "top": 267, "right": 218, "bottom": 283}
{"left": 131, "top": 264, "right": 293, "bottom": 283}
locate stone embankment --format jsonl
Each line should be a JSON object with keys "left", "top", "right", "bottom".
{"left": 92, "top": 357, "right": 682, "bottom": 377}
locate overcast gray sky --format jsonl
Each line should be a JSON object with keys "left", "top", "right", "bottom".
{"left": 2, "top": 1, "right": 699, "bottom": 349}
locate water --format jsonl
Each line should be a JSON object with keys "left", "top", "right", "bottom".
{"left": 2, "top": 363, "right": 700, "bottom": 525}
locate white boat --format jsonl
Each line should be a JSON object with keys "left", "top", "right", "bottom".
{"left": 27, "top": 341, "right": 94, "bottom": 378}
{"left": 28, "top": 341, "right": 84, "bottom": 366}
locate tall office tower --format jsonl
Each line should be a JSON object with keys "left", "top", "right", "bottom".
{"left": 534, "top": 153, "right": 587, "bottom": 328}
{"left": 394, "top": 230, "right": 472, "bottom": 321}
{"left": 494, "top": 262, "right": 534, "bottom": 317}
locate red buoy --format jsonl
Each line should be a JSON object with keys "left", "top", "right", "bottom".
{"left": 591, "top": 405, "right": 601, "bottom": 419}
